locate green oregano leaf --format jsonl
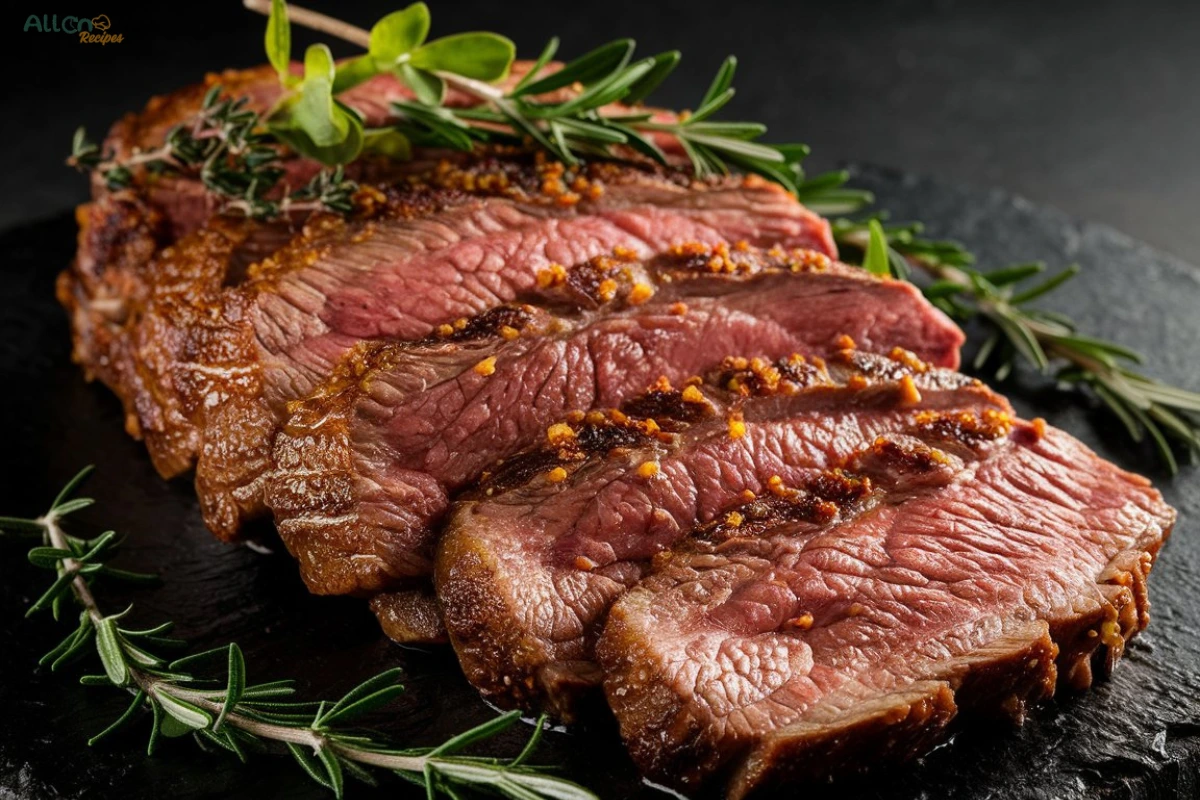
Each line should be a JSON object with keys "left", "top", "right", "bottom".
{"left": 331, "top": 55, "right": 379, "bottom": 94}
{"left": 398, "top": 63, "right": 445, "bottom": 106}
{"left": 369, "top": 3, "right": 430, "bottom": 66}
{"left": 362, "top": 128, "right": 413, "bottom": 159}
{"left": 296, "top": 44, "right": 344, "bottom": 146}
{"left": 410, "top": 32, "right": 516, "bottom": 81}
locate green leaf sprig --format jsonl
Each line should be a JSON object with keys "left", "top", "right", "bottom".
{"left": 258, "top": 0, "right": 514, "bottom": 166}
{"left": 69, "top": 87, "right": 359, "bottom": 219}
{"left": 249, "top": 0, "right": 821, "bottom": 191}
{"left": 839, "top": 213, "right": 1200, "bottom": 473}
{"left": 2, "top": 467, "right": 598, "bottom": 800}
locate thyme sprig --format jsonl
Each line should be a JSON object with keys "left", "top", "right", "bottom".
{"left": 68, "top": 88, "right": 359, "bottom": 219}
{"left": 838, "top": 215, "right": 1200, "bottom": 473}
{"left": 3, "top": 467, "right": 597, "bottom": 800}
{"left": 66, "top": 1, "right": 871, "bottom": 216}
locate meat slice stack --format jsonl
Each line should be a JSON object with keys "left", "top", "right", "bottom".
{"left": 265, "top": 246, "right": 963, "bottom": 614}
{"left": 62, "top": 68, "right": 1176, "bottom": 793}
{"left": 599, "top": 418, "right": 1169, "bottom": 798}
{"left": 439, "top": 349, "right": 1004, "bottom": 714}
{"left": 441, "top": 348, "right": 1174, "bottom": 795}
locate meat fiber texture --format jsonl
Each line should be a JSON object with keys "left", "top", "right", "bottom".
{"left": 266, "top": 245, "right": 964, "bottom": 606}
{"left": 58, "top": 65, "right": 843, "bottom": 541}
{"left": 438, "top": 348, "right": 995, "bottom": 715}
{"left": 57, "top": 65, "right": 1179, "bottom": 796}
{"left": 599, "top": 419, "right": 1173, "bottom": 798}
{"left": 437, "top": 348, "right": 1174, "bottom": 792}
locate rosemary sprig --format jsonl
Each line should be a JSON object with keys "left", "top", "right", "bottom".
{"left": 66, "top": 1, "right": 873, "bottom": 216}
{"left": 837, "top": 214, "right": 1200, "bottom": 473}
{"left": 250, "top": 0, "right": 828, "bottom": 193}
{"left": 2, "top": 467, "right": 597, "bottom": 800}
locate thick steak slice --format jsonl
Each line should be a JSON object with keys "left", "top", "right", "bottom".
{"left": 437, "top": 349, "right": 1000, "bottom": 718}
{"left": 60, "top": 64, "right": 503, "bottom": 402}
{"left": 597, "top": 421, "right": 1174, "bottom": 798}
{"left": 268, "top": 247, "right": 964, "bottom": 601}
{"left": 105, "top": 158, "right": 836, "bottom": 539}
{"left": 59, "top": 64, "right": 685, "bottom": 533}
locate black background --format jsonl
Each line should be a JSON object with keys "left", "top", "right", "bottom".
{"left": 2, "top": 2, "right": 1199, "bottom": 799}
{"left": 3, "top": 0, "right": 1200, "bottom": 262}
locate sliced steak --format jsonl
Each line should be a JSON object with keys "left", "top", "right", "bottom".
{"left": 113, "top": 161, "right": 837, "bottom": 539}
{"left": 58, "top": 61, "right": 626, "bottom": 478}
{"left": 267, "top": 247, "right": 963, "bottom": 602}
{"left": 597, "top": 420, "right": 1174, "bottom": 798}
{"left": 437, "top": 349, "right": 998, "bottom": 718}
{"left": 62, "top": 59, "right": 665, "bottom": 401}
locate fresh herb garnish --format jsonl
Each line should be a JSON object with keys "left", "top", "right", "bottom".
{"left": 245, "top": 0, "right": 818, "bottom": 192}
{"left": 2, "top": 467, "right": 598, "bottom": 800}
{"left": 68, "top": 87, "right": 359, "bottom": 219}
{"left": 65, "top": 1, "right": 1197, "bottom": 470}
{"left": 844, "top": 212, "right": 1200, "bottom": 473}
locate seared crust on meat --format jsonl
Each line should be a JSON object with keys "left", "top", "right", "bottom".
{"left": 63, "top": 144, "right": 838, "bottom": 541}
{"left": 437, "top": 350, "right": 1001, "bottom": 718}
{"left": 596, "top": 420, "right": 1173, "bottom": 797}
{"left": 265, "top": 249, "right": 962, "bottom": 607}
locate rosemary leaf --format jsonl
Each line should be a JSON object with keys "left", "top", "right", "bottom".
{"left": 51, "top": 466, "right": 95, "bottom": 510}
{"left": 88, "top": 689, "right": 147, "bottom": 747}
{"left": 95, "top": 617, "right": 129, "bottom": 686}
{"left": 214, "top": 644, "right": 245, "bottom": 732}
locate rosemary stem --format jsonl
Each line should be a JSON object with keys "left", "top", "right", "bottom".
{"left": 37, "top": 512, "right": 432, "bottom": 774}
{"left": 40, "top": 513, "right": 104, "bottom": 627}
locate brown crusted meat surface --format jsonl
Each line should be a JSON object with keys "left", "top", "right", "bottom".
{"left": 266, "top": 245, "right": 963, "bottom": 604}
{"left": 62, "top": 148, "right": 837, "bottom": 540}
{"left": 58, "top": 61, "right": 1179, "bottom": 796}
{"left": 597, "top": 419, "right": 1173, "bottom": 798}
{"left": 436, "top": 348, "right": 1002, "bottom": 718}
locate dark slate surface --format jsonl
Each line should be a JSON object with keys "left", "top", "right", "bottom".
{"left": 0, "top": 167, "right": 1197, "bottom": 800}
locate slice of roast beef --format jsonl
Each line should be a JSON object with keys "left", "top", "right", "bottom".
{"left": 267, "top": 247, "right": 964, "bottom": 603}
{"left": 58, "top": 61, "right": 626, "bottom": 474}
{"left": 112, "top": 162, "right": 838, "bottom": 539}
{"left": 61, "top": 59, "right": 663, "bottom": 402}
{"left": 597, "top": 419, "right": 1174, "bottom": 799}
{"left": 436, "top": 349, "right": 999, "bottom": 718}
